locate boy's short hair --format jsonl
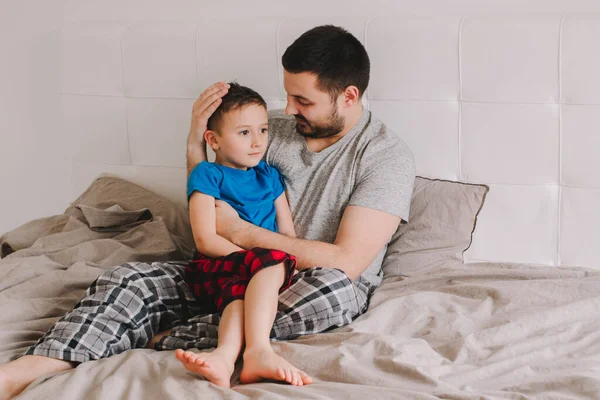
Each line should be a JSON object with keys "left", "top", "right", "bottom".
{"left": 207, "top": 82, "right": 267, "bottom": 132}
{"left": 282, "top": 25, "right": 370, "bottom": 102}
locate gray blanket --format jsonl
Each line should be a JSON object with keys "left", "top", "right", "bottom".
{"left": 0, "top": 203, "right": 189, "bottom": 363}
{"left": 2, "top": 200, "right": 600, "bottom": 399}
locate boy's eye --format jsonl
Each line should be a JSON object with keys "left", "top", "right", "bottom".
{"left": 239, "top": 130, "right": 249, "bottom": 136}
{"left": 261, "top": 128, "right": 268, "bottom": 134}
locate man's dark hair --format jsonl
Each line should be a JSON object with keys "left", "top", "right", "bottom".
{"left": 282, "top": 25, "right": 370, "bottom": 101}
{"left": 207, "top": 82, "right": 267, "bottom": 132}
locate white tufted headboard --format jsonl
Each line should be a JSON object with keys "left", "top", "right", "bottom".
{"left": 61, "top": 15, "right": 600, "bottom": 269}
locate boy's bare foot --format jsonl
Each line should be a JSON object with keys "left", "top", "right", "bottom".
{"left": 240, "top": 347, "right": 312, "bottom": 386}
{"left": 175, "top": 348, "right": 235, "bottom": 388}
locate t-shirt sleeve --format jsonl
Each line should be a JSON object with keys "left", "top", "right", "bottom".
{"left": 269, "top": 165, "right": 286, "bottom": 199}
{"left": 187, "top": 161, "right": 222, "bottom": 200}
{"left": 348, "top": 137, "right": 416, "bottom": 223}
{"left": 260, "top": 161, "right": 285, "bottom": 198}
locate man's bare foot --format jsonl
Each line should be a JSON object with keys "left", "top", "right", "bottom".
{"left": 0, "top": 356, "right": 74, "bottom": 400}
{"left": 240, "top": 347, "right": 312, "bottom": 386}
{"left": 0, "top": 371, "right": 23, "bottom": 400}
{"left": 175, "top": 348, "right": 235, "bottom": 388}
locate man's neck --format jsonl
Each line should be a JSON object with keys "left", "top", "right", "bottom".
{"left": 305, "top": 106, "right": 364, "bottom": 153}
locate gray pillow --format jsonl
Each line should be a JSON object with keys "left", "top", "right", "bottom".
{"left": 382, "top": 177, "right": 489, "bottom": 278}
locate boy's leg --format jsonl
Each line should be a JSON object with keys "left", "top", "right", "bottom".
{"left": 240, "top": 264, "right": 312, "bottom": 386}
{"left": 175, "top": 300, "right": 244, "bottom": 388}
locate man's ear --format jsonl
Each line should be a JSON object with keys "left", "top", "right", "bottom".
{"left": 204, "top": 130, "right": 220, "bottom": 150}
{"left": 342, "top": 85, "right": 360, "bottom": 108}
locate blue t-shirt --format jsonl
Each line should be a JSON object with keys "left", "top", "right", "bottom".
{"left": 187, "top": 161, "right": 286, "bottom": 233}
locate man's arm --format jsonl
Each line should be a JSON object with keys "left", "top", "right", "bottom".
{"left": 186, "top": 82, "right": 230, "bottom": 176}
{"left": 216, "top": 202, "right": 400, "bottom": 280}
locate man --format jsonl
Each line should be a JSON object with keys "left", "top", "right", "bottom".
{"left": 0, "top": 25, "right": 414, "bottom": 399}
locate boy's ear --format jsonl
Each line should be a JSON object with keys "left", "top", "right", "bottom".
{"left": 204, "top": 130, "right": 220, "bottom": 150}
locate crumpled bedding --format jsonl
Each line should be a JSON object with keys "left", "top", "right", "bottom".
{"left": 2, "top": 205, "right": 599, "bottom": 399}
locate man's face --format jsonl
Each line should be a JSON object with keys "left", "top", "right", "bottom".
{"left": 283, "top": 70, "right": 345, "bottom": 138}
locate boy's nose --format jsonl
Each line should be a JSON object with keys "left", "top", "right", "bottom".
{"left": 251, "top": 133, "right": 262, "bottom": 147}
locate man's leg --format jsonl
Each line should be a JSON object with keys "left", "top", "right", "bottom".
{"left": 156, "top": 267, "right": 370, "bottom": 351}
{"left": 240, "top": 264, "right": 312, "bottom": 386}
{"left": 0, "top": 261, "right": 194, "bottom": 399}
{"left": 175, "top": 300, "right": 244, "bottom": 388}
{"left": 271, "top": 267, "right": 372, "bottom": 340}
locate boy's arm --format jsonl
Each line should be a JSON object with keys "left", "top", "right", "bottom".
{"left": 189, "top": 191, "right": 243, "bottom": 257}
{"left": 187, "top": 82, "right": 230, "bottom": 176}
{"left": 274, "top": 192, "right": 296, "bottom": 238}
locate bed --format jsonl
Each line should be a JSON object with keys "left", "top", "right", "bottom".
{"left": 2, "top": 14, "right": 600, "bottom": 399}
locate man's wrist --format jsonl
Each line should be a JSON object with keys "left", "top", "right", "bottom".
{"left": 187, "top": 137, "right": 205, "bottom": 154}
{"left": 231, "top": 219, "right": 252, "bottom": 247}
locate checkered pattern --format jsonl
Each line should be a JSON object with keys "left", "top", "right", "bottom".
{"left": 185, "top": 248, "right": 296, "bottom": 314}
{"left": 25, "top": 262, "right": 372, "bottom": 362}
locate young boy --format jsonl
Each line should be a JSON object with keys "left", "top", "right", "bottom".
{"left": 175, "top": 83, "right": 312, "bottom": 387}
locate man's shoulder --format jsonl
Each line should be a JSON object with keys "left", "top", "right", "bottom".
{"left": 362, "top": 113, "right": 414, "bottom": 160}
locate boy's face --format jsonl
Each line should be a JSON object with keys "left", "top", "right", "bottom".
{"left": 210, "top": 104, "right": 269, "bottom": 170}
{"left": 283, "top": 70, "right": 345, "bottom": 138}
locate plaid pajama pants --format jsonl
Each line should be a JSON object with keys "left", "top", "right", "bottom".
{"left": 25, "top": 261, "right": 373, "bottom": 363}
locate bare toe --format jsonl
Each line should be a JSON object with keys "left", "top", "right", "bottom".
{"left": 300, "top": 371, "right": 312, "bottom": 385}
{"left": 178, "top": 350, "right": 235, "bottom": 388}
{"left": 240, "top": 348, "right": 313, "bottom": 386}
{"left": 175, "top": 349, "right": 186, "bottom": 362}
{"left": 194, "top": 358, "right": 207, "bottom": 366}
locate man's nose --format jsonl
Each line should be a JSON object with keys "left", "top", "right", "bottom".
{"left": 285, "top": 101, "right": 297, "bottom": 116}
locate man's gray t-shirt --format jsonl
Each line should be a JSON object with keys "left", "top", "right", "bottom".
{"left": 266, "top": 109, "right": 416, "bottom": 287}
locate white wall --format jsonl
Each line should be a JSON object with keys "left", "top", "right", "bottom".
{"left": 3, "top": 0, "right": 600, "bottom": 235}
{"left": 63, "top": 0, "right": 600, "bottom": 20}
{"left": 1, "top": 1, "right": 67, "bottom": 235}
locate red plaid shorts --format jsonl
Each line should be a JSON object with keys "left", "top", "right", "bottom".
{"left": 185, "top": 247, "right": 297, "bottom": 314}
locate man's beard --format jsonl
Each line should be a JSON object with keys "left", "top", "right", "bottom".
{"left": 294, "top": 106, "right": 345, "bottom": 139}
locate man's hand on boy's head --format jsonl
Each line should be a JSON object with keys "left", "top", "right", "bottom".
{"left": 189, "top": 82, "right": 230, "bottom": 143}
{"left": 186, "top": 82, "right": 230, "bottom": 174}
